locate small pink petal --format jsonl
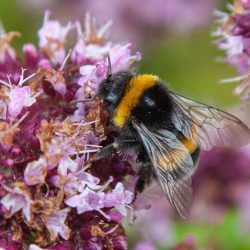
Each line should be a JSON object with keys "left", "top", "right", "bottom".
{"left": 0, "top": 183, "right": 32, "bottom": 221}
{"left": 24, "top": 158, "right": 48, "bottom": 186}
{"left": 110, "top": 43, "right": 141, "bottom": 72}
{"left": 58, "top": 155, "right": 78, "bottom": 176}
{"left": 8, "top": 86, "right": 36, "bottom": 118}
{"left": 45, "top": 208, "right": 71, "bottom": 240}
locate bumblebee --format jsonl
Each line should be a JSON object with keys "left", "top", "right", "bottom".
{"left": 91, "top": 59, "right": 250, "bottom": 219}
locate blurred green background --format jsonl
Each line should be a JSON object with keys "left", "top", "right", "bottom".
{"left": 1, "top": 1, "right": 249, "bottom": 249}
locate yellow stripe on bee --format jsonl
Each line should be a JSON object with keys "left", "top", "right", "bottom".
{"left": 113, "top": 74, "right": 158, "bottom": 127}
{"left": 182, "top": 121, "right": 198, "bottom": 154}
{"left": 158, "top": 138, "right": 197, "bottom": 172}
{"left": 182, "top": 137, "right": 197, "bottom": 154}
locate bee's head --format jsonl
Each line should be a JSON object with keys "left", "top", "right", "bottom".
{"left": 97, "top": 71, "right": 133, "bottom": 106}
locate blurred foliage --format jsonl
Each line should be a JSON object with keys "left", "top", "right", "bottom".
{"left": 140, "top": 31, "right": 237, "bottom": 109}
{"left": 1, "top": 1, "right": 248, "bottom": 250}
{"left": 0, "top": 0, "right": 41, "bottom": 50}
{"left": 174, "top": 210, "right": 250, "bottom": 250}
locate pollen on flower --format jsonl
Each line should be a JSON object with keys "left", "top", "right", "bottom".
{"left": 0, "top": 11, "right": 140, "bottom": 249}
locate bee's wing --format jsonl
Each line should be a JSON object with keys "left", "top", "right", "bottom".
{"left": 133, "top": 123, "right": 195, "bottom": 219}
{"left": 170, "top": 92, "right": 250, "bottom": 150}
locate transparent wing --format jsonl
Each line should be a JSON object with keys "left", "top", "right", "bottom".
{"left": 170, "top": 92, "right": 250, "bottom": 150}
{"left": 133, "top": 123, "right": 195, "bottom": 219}
{"left": 157, "top": 172, "right": 193, "bottom": 219}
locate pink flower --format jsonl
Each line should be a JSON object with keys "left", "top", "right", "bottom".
{"left": 75, "top": 41, "right": 111, "bottom": 62}
{"left": 77, "top": 43, "right": 141, "bottom": 90}
{"left": 70, "top": 171, "right": 101, "bottom": 192}
{"left": 65, "top": 188, "right": 105, "bottom": 214}
{"left": 38, "top": 11, "right": 73, "bottom": 65}
{"left": 71, "top": 16, "right": 113, "bottom": 63}
{"left": 0, "top": 11, "right": 140, "bottom": 248}
{"left": 242, "top": 0, "right": 250, "bottom": 8}
{"left": 24, "top": 158, "right": 48, "bottom": 186}
{"left": 65, "top": 182, "right": 133, "bottom": 219}
{"left": 45, "top": 208, "right": 71, "bottom": 241}
{"left": 78, "top": 61, "right": 107, "bottom": 90}
{"left": 44, "top": 69, "right": 67, "bottom": 95}
{"left": 51, "top": 155, "right": 101, "bottom": 196}
{"left": 0, "top": 183, "right": 33, "bottom": 222}
{"left": 8, "top": 86, "right": 36, "bottom": 118}
{"left": 104, "top": 182, "right": 133, "bottom": 216}
{"left": 23, "top": 43, "right": 38, "bottom": 67}
{"left": 214, "top": 2, "right": 250, "bottom": 100}
{"left": 0, "top": 69, "right": 37, "bottom": 118}
{"left": 57, "top": 155, "right": 78, "bottom": 175}
{"left": 218, "top": 35, "right": 244, "bottom": 58}
{"left": 110, "top": 43, "right": 141, "bottom": 73}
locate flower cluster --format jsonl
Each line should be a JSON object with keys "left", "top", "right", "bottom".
{"left": 214, "top": 0, "right": 250, "bottom": 100}
{"left": 17, "top": 0, "right": 218, "bottom": 45}
{"left": 84, "top": 0, "right": 217, "bottom": 43}
{"left": 0, "top": 11, "right": 141, "bottom": 249}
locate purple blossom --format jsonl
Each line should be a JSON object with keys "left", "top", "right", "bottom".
{"left": 23, "top": 43, "right": 38, "bottom": 65}
{"left": 65, "top": 182, "right": 133, "bottom": 220}
{"left": 38, "top": 10, "right": 74, "bottom": 65}
{"left": 242, "top": 0, "right": 250, "bottom": 8}
{"left": 87, "top": 0, "right": 217, "bottom": 44}
{"left": 78, "top": 61, "right": 108, "bottom": 91}
{"left": 0, "top": 182, "right": 33, "bottom": 222}
{"left": 104, "top": 182, "right": 133, "bottom": 216}
{"left": 65, "top": 188, "right": 106, "bottom": 214}
{"left": 44, "top": 68, "right": 67, "bottom": 95}
{"left": 8, "top": 86, "right": 36, "bottom": 117}
{"left": 0, "top": 11, "right": 140, "bottom": 248}
{"left": 0, "top": 69, "right": 37, "bottom": 118}
{"left": 51, "top": 156, "right": 101, "bottom": 196}
{"left": 24, "top": 157, "right": 47, "bottom": 186}
{"left": 41, "top": 0, "right": 217, "bottom": 45}
{"left": 109, "top": 43, "right": 141, "bottom": 73}
{"left": 45, "top": 208, "right": 71, "bottom": 241}
{"left": 214, "top": 0, "right": 250, "bottom": 100}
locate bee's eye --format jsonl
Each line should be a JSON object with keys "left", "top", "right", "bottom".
{"left": 106, "top": 92, "right": 118, "bottom": 103}
{"left": 143, "top": 96, "right": 156, "bottom": 107}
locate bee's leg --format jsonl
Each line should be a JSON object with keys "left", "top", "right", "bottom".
{"left": 92, "top": 139, "right": 140, "bottom": 161}
{"left": 135, "top": 161, "right": 153, "bottom": 193}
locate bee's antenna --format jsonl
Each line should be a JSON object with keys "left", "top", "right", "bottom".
{"left": 107, "top": 53, "right": 112, "bottom": 76}
{"left": 70, "top": 92, "right": 99, "bottom": 106}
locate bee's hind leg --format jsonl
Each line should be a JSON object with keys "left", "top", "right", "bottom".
{"left": 92, "top": 139, "right": 140, "bottom": 161}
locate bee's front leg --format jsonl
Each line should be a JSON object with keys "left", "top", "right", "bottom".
{"left": 92, "top": 139, "right": 140, "bottom": 161}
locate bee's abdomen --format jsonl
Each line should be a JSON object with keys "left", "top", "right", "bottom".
{"left": 179, "top": 134, "right": 200, "bottom": 166}
{"left": 167, "top": 135, "right": 200, "bottom": 180}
